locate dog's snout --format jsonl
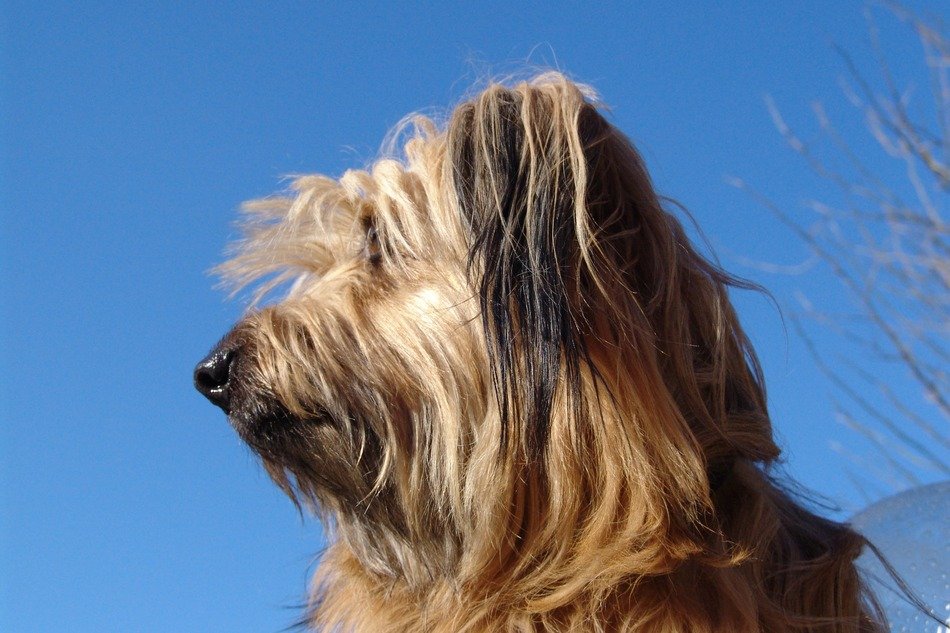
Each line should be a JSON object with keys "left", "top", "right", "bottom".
{"left": 194, "top": 346, "right": 236, "bottom": 412}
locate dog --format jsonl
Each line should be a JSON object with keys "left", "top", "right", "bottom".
{"left": 195, "top": 74, "right": 884, "bottom": 632}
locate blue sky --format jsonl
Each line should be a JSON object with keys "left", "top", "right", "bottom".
{"left": 2, "top": 2, "right": 946, "bottom": 631}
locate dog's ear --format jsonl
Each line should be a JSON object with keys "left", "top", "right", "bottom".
{"left": 446, "top": 76, "right": 777, "bottom": 469}
{"left": 445, "top": 77, "right": 638, "bottom": 453}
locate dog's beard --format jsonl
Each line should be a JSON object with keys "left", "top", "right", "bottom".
{"left": 225, "top": 351, "right": 364, "bottom": 508}
{"left": 230, "top": 392, "right": 335, "bottom": 504}
{"left": 224, "top": 342, "right": 419, "bottom": 546}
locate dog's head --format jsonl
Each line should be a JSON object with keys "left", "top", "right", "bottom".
{"left": 196, "top": 74, "right": 780, "bottom": 590}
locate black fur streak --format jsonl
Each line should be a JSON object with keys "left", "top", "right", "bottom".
{"left": 450, "top": 90, "right": 608, "bottom": 457}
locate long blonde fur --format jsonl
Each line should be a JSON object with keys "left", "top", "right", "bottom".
{"left": 213, "top": 74, "right": 884, "bottom": 632}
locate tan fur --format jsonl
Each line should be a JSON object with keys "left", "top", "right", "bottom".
{"left": 213, "top": 74, "right": 884, "bottom": 632}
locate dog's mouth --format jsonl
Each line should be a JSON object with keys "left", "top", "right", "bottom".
{"left": 226, "top": 377, "right": 331, "bottom": 454}
{"left": 227, "top": 395, "right": 294, "bottom": 445}
{"left": 224, "top": 374, "right": 381, "bottom": 512}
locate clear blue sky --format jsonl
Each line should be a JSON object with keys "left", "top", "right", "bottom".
{"left": 2, "top": 2, "right": 945, "bottom": 631}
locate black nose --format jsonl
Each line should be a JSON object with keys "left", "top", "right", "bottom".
{"left": 194, "top": 347, "right": 236, "bottom": 412}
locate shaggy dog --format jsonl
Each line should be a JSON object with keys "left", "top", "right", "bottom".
{"left": 195, "top": 74, "right": 884, "bottom": 632}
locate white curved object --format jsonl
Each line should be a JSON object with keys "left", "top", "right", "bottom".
{"left": 852, "top": 481, "right": 950, "bottom": 632}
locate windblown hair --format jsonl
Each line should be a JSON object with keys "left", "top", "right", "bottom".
{"left": 214, "top": 74, "right": 885, "bottom": 631}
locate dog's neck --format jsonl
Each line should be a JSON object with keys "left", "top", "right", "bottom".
{"left": 308, "top": 462, "right": 877, "bottom": 632}
{"left": 311, "top": 539, "right": 760, "bottom": 632}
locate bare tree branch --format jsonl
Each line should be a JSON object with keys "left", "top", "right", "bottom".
{"left": 737, "top": 1, "right": 949, "bottom": 494}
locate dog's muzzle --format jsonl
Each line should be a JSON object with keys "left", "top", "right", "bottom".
{"left": 194, "top": 345, "right": 237, "bottom": 413}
